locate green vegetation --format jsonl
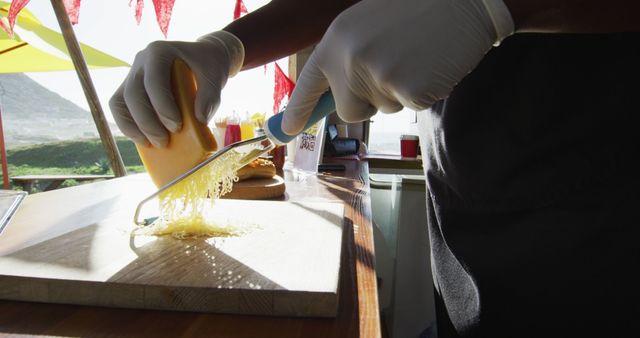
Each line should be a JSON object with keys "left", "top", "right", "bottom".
{"left": 1, "top": 137, "right": 146, "bottom": 192}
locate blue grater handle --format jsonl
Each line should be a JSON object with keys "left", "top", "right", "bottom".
{"left": 264, "top": 91, "right": 336, "bottom": 144}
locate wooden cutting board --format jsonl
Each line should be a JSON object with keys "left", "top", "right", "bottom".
{"left": 0, "top": 175, "right": 344, "bottom": 317}
{"left": 222, "top": 175, "right": 286, "bottom": 200}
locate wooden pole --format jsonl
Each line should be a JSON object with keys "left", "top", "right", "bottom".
{"left": 0, "top": 104, "right": 10, "bottom": 189}
{"left": 49, "top": 0, "right": 127, "bottom": 177}
{"left": 288, "top": 46, "right": 313, "bottom": 82}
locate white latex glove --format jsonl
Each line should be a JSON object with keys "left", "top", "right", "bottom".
{"left": 282, "top": 0, "right": 513, "bottom": 135}
{"left": 109, "top": 30, "right": 244, "bottom": 147}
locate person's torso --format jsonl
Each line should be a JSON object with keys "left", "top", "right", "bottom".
{"left": 422, "top": 32, "right": 640, "bottom": 212}
{"left": 417, "top": 32, "right": 640, "bottom": 337}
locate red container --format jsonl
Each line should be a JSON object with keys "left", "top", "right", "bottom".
{"left": 224, "top": 123, "right": 241, "bottom": 146}
{"left": 400, "top": 135, "right": 419, "bottom": 158}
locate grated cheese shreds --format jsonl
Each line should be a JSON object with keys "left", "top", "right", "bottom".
{"left": 136, "top": 150, "right": 244, "bottom": 239}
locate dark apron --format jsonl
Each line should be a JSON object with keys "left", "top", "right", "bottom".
{"left": 417, "top": 33, "right": 640, "bottom": 337}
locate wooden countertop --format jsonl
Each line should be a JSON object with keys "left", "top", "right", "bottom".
{"left": 330, "top": 153, "right": 423, "bottom": 172}
{"left": 0, "top": 160, "right": 380, "bottom": 338}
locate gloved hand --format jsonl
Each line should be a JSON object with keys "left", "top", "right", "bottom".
{"left": 282, "top": 0, "right": 513, "bottom": 135}
{"left": 109, "top": 30, "right": 244, "bottom": 147}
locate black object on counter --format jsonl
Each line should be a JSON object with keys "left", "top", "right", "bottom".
{"left": 325, "top": 138, "right": 359, "bottom": 156}
{"left": 324, "top": 124, "right": 360, "bottom": 156}
{"left": 318, "top": 163, "right": 346, "bottom": 171}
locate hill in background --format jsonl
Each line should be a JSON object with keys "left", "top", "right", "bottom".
{"left": 0, "top": 73, "right": 121, "bottom": 149}
{"left": 0, "top": 73, "right": 88, "bottom": 119}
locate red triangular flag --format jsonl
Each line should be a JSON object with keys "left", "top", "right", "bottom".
{"left": 129, "top": 0, "right": 144, "bottom": 24}
{"left": 63, "top": 0, "right": 81, "bottom": 25}
{"left": 273, "top": 62, "right": 295, "bottom": 114}
{"left": 151, "top": 0, "right": 175, "bottom": 38}
{"left": 7, "top": 0, "right": 29, "bottom": 35}
{"left": 233, "top": 0, "right": 248, "bottom": 20}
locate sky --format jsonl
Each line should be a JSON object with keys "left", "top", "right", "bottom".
{"left": 17, "top": 0, "right": 276, "bottom": 124}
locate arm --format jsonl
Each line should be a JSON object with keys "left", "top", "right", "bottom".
{"left": 224, "top": 0, "right": 360, "bottom": 70}
{"left": 505, "top": 0, "right": 640, "bottom": 33}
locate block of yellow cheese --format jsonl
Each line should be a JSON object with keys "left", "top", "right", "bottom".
{"left": 136, "top": 59, "right": 218, "bottom": 187}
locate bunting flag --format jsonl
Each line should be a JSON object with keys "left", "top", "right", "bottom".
{"left": 6, "top": 0, "right": 29, "bottom": 35}
{"left": 128, "top": 0, "right": 173, "bottom": 36}
{"left": 131, "top": 0, "right": 144, "bottom": 24}
{"left": 233, "top": 0, "right": 247, "bottom": 20}
{"left": 151, "top": 0, "right": 175, "bottom": 37}
{"left": 2, "top": 0, "right": 82, "bottom": 37}
{"left": 63, "top": 0, "right": 81, "bottom": 24}
{"left": 273, "top": 62, "right": 295, "bottom": 114}
{"left": 2, "top": 0, "right": 176, "bottom": 39}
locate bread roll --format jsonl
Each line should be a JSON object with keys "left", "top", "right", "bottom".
{"left": 236, "top": 158, "right": 276, "bottom": 181}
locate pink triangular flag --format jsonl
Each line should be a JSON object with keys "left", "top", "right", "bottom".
{"left": 63, "top": 0, "right": 81, "bottom": 25}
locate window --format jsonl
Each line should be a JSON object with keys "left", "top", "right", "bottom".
{"left": 367, "top": 108, "right": 419, "bottom": 155}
